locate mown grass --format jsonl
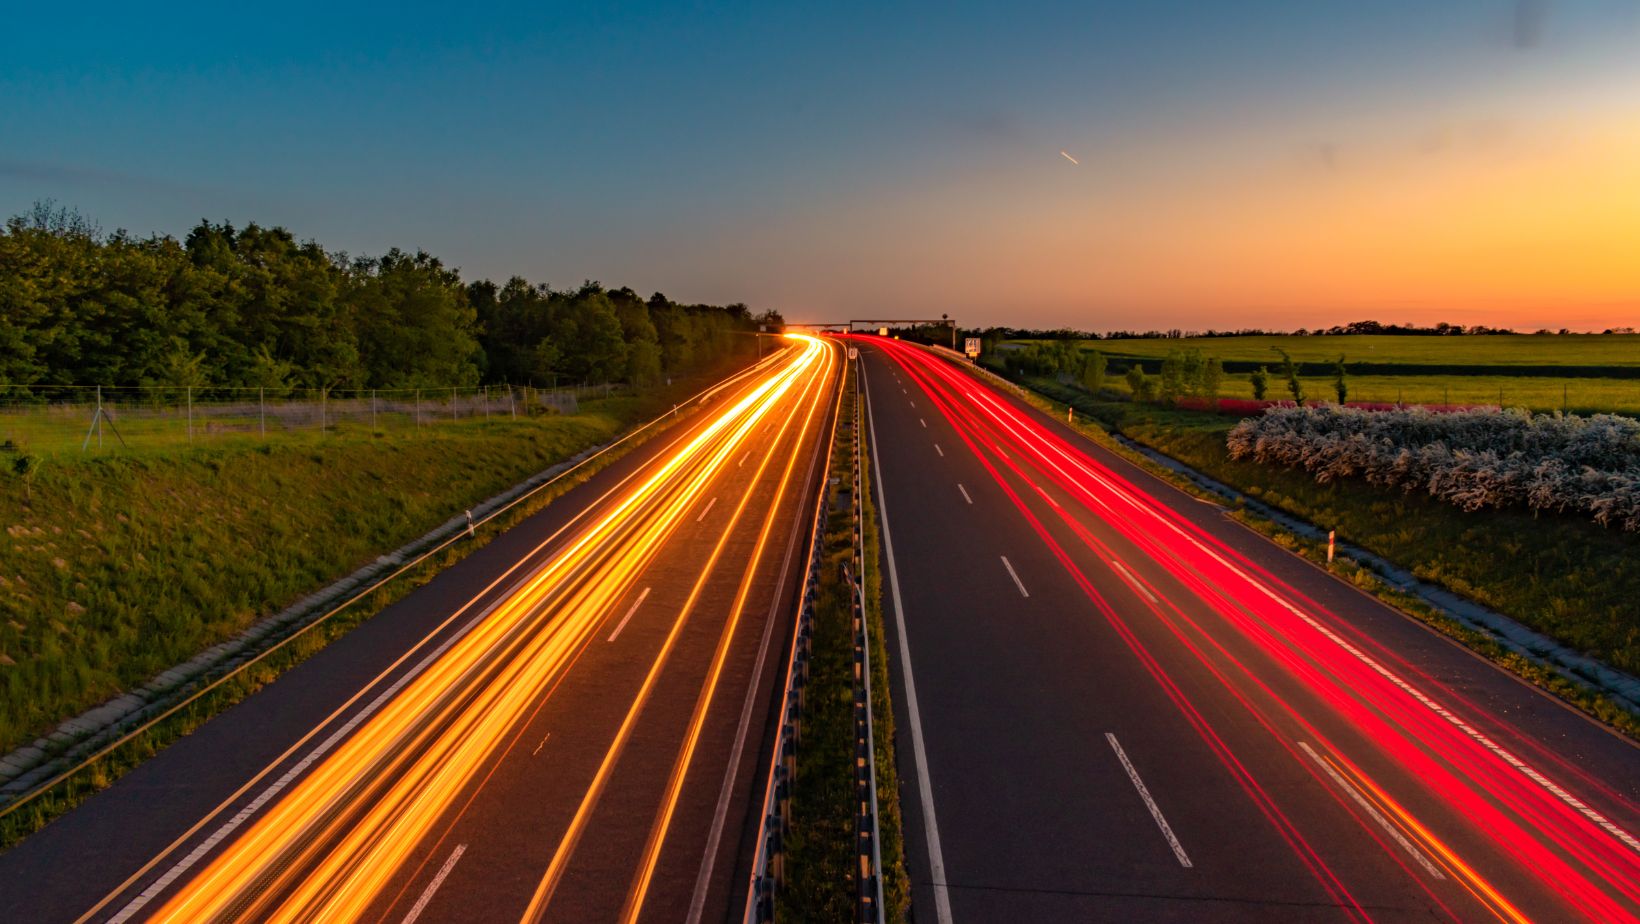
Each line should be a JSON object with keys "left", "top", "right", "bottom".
{"left": 1016, "top": 374, "right": 1640, "bottom": 680}
{"left": 0, "top": 390, "right": 682, "bottom": 758}
{"left": 0, "top": 368, "right": 742, "bottom": 849}
{"left": 781, "top": 369, "right": 909, "bottom": 924}
{"left": 1160, "top": 373, "right": 1640, "bottom": 415}
{"left": 1050, "top": 333, "right": 1640, "bottom": 368}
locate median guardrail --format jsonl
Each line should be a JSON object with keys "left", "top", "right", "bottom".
{"left": 742, "top": 356, "right": 840, "bottom": 922}
{"left": 846, "top": 351, "right": 886, "bottom": 923}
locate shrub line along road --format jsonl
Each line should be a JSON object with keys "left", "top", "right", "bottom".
{"left": 0, "top": 338, "right": 840, "bottom": 923}
{"left": 856, "top": 337, "right": 1640, "bottom": 922}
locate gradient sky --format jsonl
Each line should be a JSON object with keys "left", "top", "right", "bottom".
{"left": 4, "top": 2, "right": 1638, "bottom": 331}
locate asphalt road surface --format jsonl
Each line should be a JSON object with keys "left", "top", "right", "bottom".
{"left": 0, "top": 336, "right": 839, "bottom": 924}
{"left": 856, "top": 337, "right": 1640, "bottom": 923}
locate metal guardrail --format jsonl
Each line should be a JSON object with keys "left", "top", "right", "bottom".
{"left": 846, "top": 352, "right": 887, "bottom": 923}
{"left": 0, "top": 358, "right": 780, "bottom": 826}
{"left": 742, "top": 368, "right": 837, "bottom": 923}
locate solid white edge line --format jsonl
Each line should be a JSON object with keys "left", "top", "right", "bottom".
{"left": 863, "top": 355, "right": 955, "bottom": 924}
{"left": 1000, "top": 555, "right": 1029, "bottom": 598}
{"left": 957, "top": 484, "right": 973, "bottom": 505}
{"left": 606, "top": 586, "right": 652, "bottom": 642}
{"left": 1298, "top": 742, "right": 1445, "bottom": 880}
{"left": 1109, "top": 560, "right": 1158, "bottom": 605}
{"left": 696, "top": 495, "right": 719, "bottom": 522}
{"left": 1105, "top": 733, "right": 1192, "bottom": 868}
{"left": 401, "top": 843, "right": 467, "bottom": 924}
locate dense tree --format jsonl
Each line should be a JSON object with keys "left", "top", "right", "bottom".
{"left": 0, "top": 204, "right": 760, "bottom": 394}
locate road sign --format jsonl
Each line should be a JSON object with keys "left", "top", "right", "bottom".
{"left": 878, "top": 327, "right": 889, "bottom": 337}
{"left": 964, "top": 337, "right": 982, "bottom": 359}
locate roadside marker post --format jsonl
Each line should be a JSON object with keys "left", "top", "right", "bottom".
{"left": 1328, "top": 530, "right": 1336, "bottom": 563}
{"left": 466, "top": 510, "right": 475, "bottom": 538}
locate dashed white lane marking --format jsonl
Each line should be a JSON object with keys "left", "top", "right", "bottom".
{"left": 1299, "top": 742, "right": 1444, "bottom": 880}
{"left": 934, "top": 443, "right": 944, "bottom": 457}
{"left": 1107, "top": 733, "right": 1192, "bottom": 868}
{"left": 107, "top": 590, "right": 498, "bottom": 923}
{"left": 401, "top": 843, "right": 467, "bottom": 924}
{"left": 696, "top": 495, "right": 718, "bottom": 522}
{"left": 920, "top": 418, "right": 927, "bottom": 428}
{"left": 739, "top": 451, "right": 750, "bottom": 467}
{"left": 606, "top": 587, "right": 652, "bottom": 642}
{"left": 957, "top": 484, "right": 973, "bottom": 505}
{"left": 1110, "top": 559, "right": 1158, "bottom": 604}
{"left": 532, "top": 733, "right": 552, "bottom": 756}
{"left": 1000, "top": 555, "right": 1029, "bottom": 598}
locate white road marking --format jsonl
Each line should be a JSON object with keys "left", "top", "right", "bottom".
{"left": 957, "top": 484, "right": 973, "bottom": 505}
{"left": 864, "top": 360, "right": 954, "bottom": 924}
{"left": 532, "top": 733, "right": 552, "bottom": 757}
{"left": 920, "top": 417, "right": 927, "bottom": 428}
{"left": 696, "top": 495, "right": 718, "bottom": 522}
{"left": 1106, "top": 733, "right": 1192, "bottom": 868}
{"left": 739, "top": 451, "right": 750, "bottom": 467}
{"left": 401, "top": 843, "right": 467, "bottom": 924}
{"left": 107, "top": 590, "right": 501, "bottom": 923}
{"left": 910, "top": 400, "right": 916, "bottom": 409}
{"left": 1298, "top": 742, "right": 1444, "bottom": 880}
{"left": 606, "top": 587, "right": 652, "bottom": 642}
{"left": 958, "top": 380, "right": 1640, "bottom": 854}
{"left": 1000, "top": 555, "right": 1029, "bottom": 598}
{"left": 1110, "top": 560, "right": 1158, "bottom": 604}
{"left": 934, "top": 443, "right": 944, "bottom": 457}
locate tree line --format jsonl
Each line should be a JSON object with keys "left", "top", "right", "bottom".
{"left": 0, "top": 202, "right": 778, "bottom": 395}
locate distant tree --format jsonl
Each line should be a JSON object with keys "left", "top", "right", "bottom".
{"left": 1126, "top": 365, "right": 1156, "bottom": 401}
{"left": 1331, "top": 354, "right": 1348, "bottom": 404}
{"left": 1199, "top": 356, "right": 1224, "bottom": 400}
{"left": 1080, "top": 350, "right": 1107, "bottom": 393}
{"left": 1250, "top": 365, "right": 1270, "bottom": 400}
{"left": 1272, "top": 347, "right": 1305, "bottom": 404}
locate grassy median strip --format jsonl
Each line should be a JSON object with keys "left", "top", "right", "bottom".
{"left": 982, "top": 366, "right": 1640, "bottom": 739}
{"left": 0, "top": 368, "right": 741, "bottom": 850}
{"left": 781, "top": 363, "right": 909, "bottom": 923}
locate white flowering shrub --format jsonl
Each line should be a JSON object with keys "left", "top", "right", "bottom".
{"left": 1226, "top": 406, "right": 1640, "bottom": 531}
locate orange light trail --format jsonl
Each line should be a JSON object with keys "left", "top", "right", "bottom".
{"left": 144, "top": 336, "right": 833, "bottom": 923}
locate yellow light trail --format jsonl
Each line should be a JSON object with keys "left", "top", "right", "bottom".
{"left": 147, "top": 337, "right": 833, "bottom": 923}
{"left": 516, "top": 334, "right": 837, "bottom": 920}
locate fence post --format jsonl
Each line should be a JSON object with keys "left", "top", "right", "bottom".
{"left": 372, "top": 389, "right": 378, "bottom": 432}
{"left": 484, "top": 385, "right": 490, "bottom": 421}
{"left": 416, "top": 389, "right": 421, "bottom": 429}
{"left": 260, "top": 387, "right": 266, "bottom": 440}
{"left": 320, "top": 387, "right": 327, "bottom": 435}
{"left": 452, "top": 386, "right": 457, "bottom": 422}
{"left": 508, "top": 384, "right": 516, "bottom": 420}
{"left": 187, "top": 386, "right": 193, "bottom": 443}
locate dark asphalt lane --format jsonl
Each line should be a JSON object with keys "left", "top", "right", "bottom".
{"left": 858, "top": 343, "right": 1640, "bottom": 923}
{"left": 0, "top": 344, "right": 836, "bottom": 924}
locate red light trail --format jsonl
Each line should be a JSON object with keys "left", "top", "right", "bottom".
{"left": 857, "top": 335, "right": 1640, "bottom": 923}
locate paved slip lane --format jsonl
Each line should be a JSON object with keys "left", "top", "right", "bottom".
{"left": 0, "top": 336, "right": 839, "bottom": 924}
{"left": 857, "top": 338, "right": 1640, "bottom": 923}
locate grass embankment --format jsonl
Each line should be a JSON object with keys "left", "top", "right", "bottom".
{"left": 985, "top": 368, "right": 1640, "bottom": 735}
{"left": 0, "top": 375, "right": 733, "bottom": 848}
{"left": 781, "top": 368, "right": 909, "bottom": 923}
{"left": 1010, "top": 333, "right": 1640, "bottom": 414}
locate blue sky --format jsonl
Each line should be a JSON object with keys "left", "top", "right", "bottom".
{"left": 5, "top": 2, "right": 1638, "bottom": 329}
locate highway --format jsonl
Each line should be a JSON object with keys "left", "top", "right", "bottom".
{"left": 855, "top": 337, "right": 1640, "bottom": 922}
{"left": 0, "top": 336, "right": 839, "bottom": 923}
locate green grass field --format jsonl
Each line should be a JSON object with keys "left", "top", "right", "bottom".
{"left": 0, "top": 396, "right": 652, "bottom": 757}
{"left": 1065, "top": 333, "right": 1640, "bottom": 368}
{"left": 1013, "top": 373, "right": 1640, "bottom": 686}
{"left": 1197, "top": 373, "right": 1640, "bottom": 414}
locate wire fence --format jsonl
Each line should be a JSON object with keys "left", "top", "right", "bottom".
{"left": 0, "top": 383, "right": 630, "bottom": 455}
